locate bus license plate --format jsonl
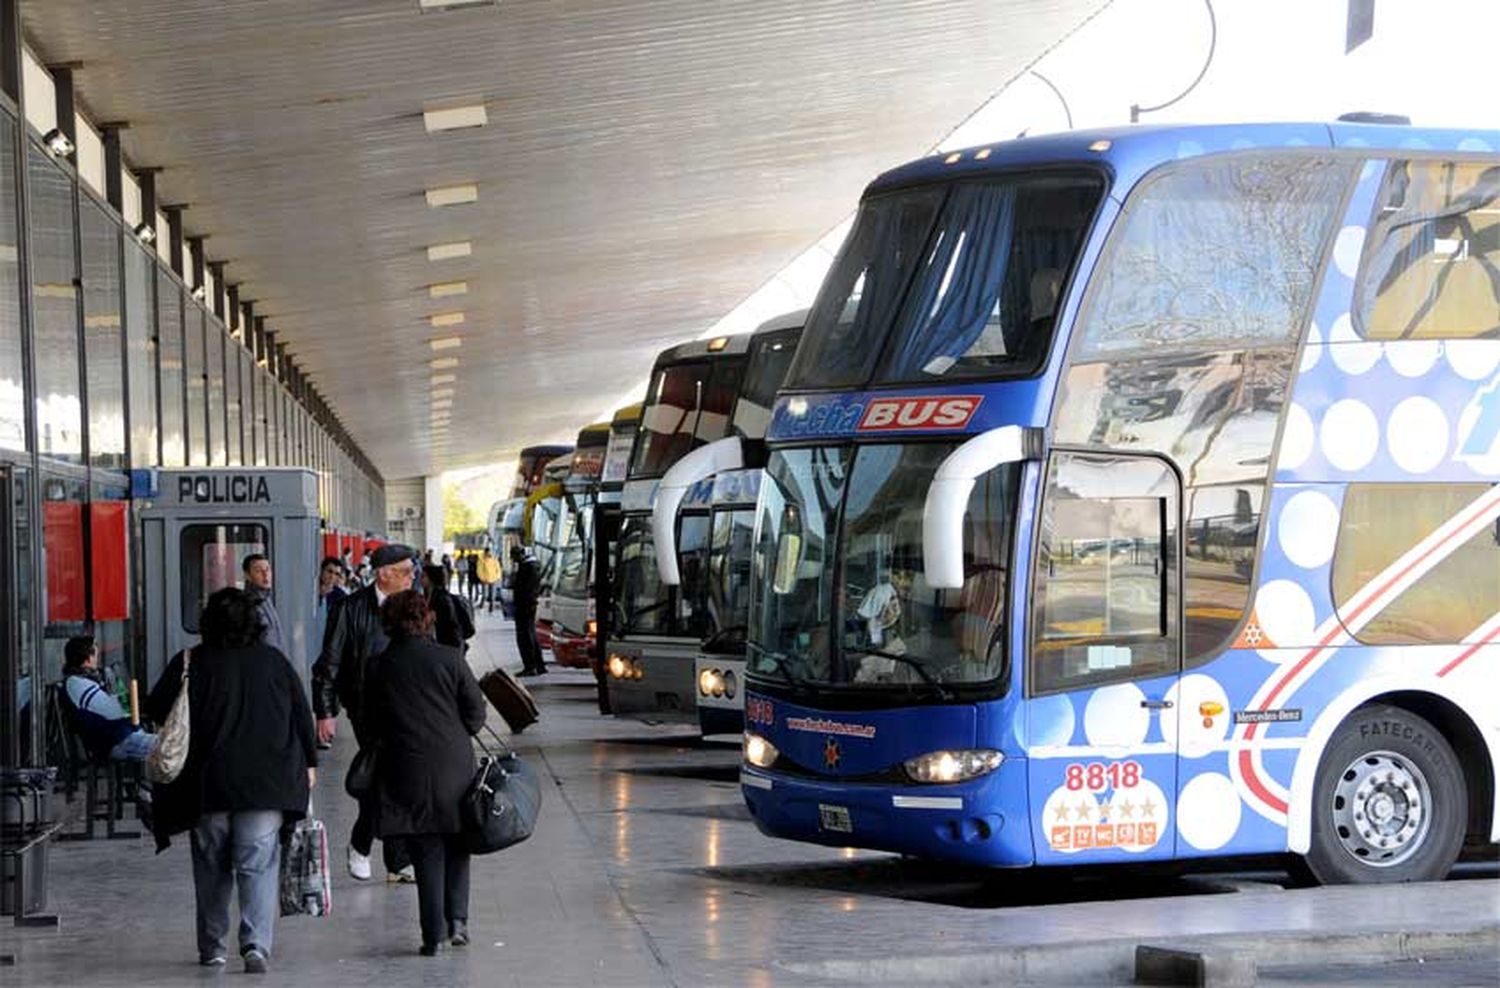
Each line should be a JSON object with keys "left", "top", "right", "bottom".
{"left": 819, "top": 804, "right": 852, "bottom": 833}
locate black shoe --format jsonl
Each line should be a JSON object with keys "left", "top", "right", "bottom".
{"left": 448, "top": 919, "right": 469, "bottom": 947}
{"left": 516, "top": 669, "right": 537, "bottom": 678}
{"left": 419, "top": 942, "right": 439, "bottom": 957}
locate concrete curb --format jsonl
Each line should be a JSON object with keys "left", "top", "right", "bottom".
{"left": 779, "top": 923, "right": 1500, "bottom": 985}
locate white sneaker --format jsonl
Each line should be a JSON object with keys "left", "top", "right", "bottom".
{"left": 347, "top": 846, "right": 372, "bottom": 881}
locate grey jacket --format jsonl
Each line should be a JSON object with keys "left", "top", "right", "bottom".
{"left": 245, "top": 584, "right": 285, "bottom": 653}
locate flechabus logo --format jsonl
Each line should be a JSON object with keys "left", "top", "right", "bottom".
{"left": 857, "top": 396, "right": 982, "bottom": 432}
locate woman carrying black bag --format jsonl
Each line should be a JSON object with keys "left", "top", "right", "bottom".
{"left": 363, "top": 590, "right": 487, "bottom": 956}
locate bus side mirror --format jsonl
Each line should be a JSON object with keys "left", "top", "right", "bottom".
{"left": 651, "top": 436, "right": 744, "bottom": 586}
{"left": 922, "top": 425, "right": 1042, "bottom": 590}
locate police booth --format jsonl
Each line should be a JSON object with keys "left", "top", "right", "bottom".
{"left": 136, "top": 468, "right": 321, "bottom": 688}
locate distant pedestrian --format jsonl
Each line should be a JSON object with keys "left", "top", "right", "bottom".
{"left": 311, "top": 544, "right": 418, "bottom": 883}
{"left": 441, "top": 553, "right": 454, "bottom": 588}
{"left": 510, "top": 545, "right": 546, "bottom": 677}
{"left": 363, "top": 590, "right": 486, "bottom": 956}
{"left": 475, "top": 548, "right": 502, "bottom": 613}
{"left": 241, "top": 554, "right": 284, "bottom": 653}
{"left": 423, "top": 563, "right": 475, "bottom": 652}
{"left": 146, "top": 587, "right": 318, "bottom": 974}
{"left": 455, "top": 552, "right": 471, "bottom": 600}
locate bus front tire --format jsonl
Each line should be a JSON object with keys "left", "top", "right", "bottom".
{"left": 1303, "top": 704, "right": 1465, "bottom": 886}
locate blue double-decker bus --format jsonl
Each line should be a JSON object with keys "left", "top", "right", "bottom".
{"left": 740, "top": 121, "right": 1500, "bottom": 885}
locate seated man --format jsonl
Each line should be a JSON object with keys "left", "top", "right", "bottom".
{"left": 62, "top": 636, "right": 157, "bottom": 761}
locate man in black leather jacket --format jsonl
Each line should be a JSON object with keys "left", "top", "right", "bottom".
{"left": 311, "top": 543, "right": 417, "bottom": 882}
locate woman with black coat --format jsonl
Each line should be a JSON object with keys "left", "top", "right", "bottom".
{"left": 146, "top": 587, "right": 318, "bottom": 974}
{"left": 364, "top": 590, "right": 487, "bottom": 956}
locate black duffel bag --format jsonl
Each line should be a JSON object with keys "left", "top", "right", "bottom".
{"left": 461, "top": 728, "right": 541, "bottom": 855}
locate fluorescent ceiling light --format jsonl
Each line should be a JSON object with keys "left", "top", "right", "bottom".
{"left": 429, "top": 337, "right": 463, "bottom": 351}
{"left": 419, "top": 0, "right": 497, "bottom": 10}
{"left": 431, "top": 388, "right": 455, "bottom": 399}
{"left": 425, "top": 184, "right": 478, "bottom": 207}
{"left": 423, "top": 104, "right": 488, "bottom": 133}
{"left": 430, "top": 357, "right": 460, "bottom": 369}
{"left": 427, "top": 241, "right": 472, "bottom": 261}
{"left": 429, "top": 312, "right": 465, "bottom": 328}
{"left": 429, "top": 281, "right": 468, "bottom": 298}
{"left": 430, "top": 373, "right": 457, "bottom": 385}
{"left": 431, "top": 399, "right": 454, "bottom": 410}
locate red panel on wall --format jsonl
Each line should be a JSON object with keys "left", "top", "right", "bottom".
{"left": 44, "top": 501, "right": 86, "bottom": 622}
{"left": 90, "top": 502, "right": 131, "bottom": 621}
{"left": 323, "top": 532, "right": 339, "bottom": 560}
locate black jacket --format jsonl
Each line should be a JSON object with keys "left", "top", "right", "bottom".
{"left": 311, "top": 584, "right": 389, "bottom": 723}
{"left": 512, "top": 554, "right": 542, "bottom": 610}
{"left": 145, "top": 644, "right": 317, "bottom": 852}
{"left": 364, "top": 636, "right": 487, "bottom": 836}
{"left": 428, "top": 588, "right": 475, "bottom": 651}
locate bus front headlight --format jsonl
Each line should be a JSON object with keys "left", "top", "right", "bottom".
{"left": 698, "top": 668, "right": 722, "bottom": 697}
{"left": 743, "top": 732, "right": 778, "bottom": 769}
{"left": 904, "top": 750, "right": 1003, "bottom": 784}
{"left": 607, "top": 654, "right": 629, "bottom": 679}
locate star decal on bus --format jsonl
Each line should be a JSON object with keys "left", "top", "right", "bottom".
{"left": 823, "top": 737, "right": 841, "bottom": 770}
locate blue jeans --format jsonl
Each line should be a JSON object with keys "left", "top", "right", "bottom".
{"left": 109, "top": 728, "right": 157, "bottom": 761}
{"left": 190, "top": 810, "right": 284, "bottom": 961}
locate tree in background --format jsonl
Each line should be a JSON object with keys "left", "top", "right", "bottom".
{"left": 443, "top": 483, "right": 484, "bottom": 542}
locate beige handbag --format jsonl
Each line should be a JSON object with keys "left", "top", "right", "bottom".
{"left": 145, "top": 649, "right": 191, "bottom": 784}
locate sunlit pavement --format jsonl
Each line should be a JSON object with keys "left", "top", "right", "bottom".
{"left": 6, "top": 608, "right": 1498, "bottom": 986}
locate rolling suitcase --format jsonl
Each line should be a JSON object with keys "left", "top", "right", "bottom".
{"left": 479, "top": 668, "right": 539, "bottom": 734}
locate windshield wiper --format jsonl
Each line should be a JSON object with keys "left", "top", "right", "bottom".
{"left": 847, "top": 648, "right": 955, "bottom": 700}
{"left": 752, "top": 648, "right": 815, "bottom": 692}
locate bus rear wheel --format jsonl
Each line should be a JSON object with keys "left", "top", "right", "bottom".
{"left": 1304, "top": 704, "right": 1465, "bottom": 885}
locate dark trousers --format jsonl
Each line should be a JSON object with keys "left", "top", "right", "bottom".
{"left": 515, "top": 604, "right": 544, "bottom": 672}
{"left": 350, "top": 792, "right": 412, "bottom": 873}
{"left": 407, "top": 834, "right": 471, "bottom": 946}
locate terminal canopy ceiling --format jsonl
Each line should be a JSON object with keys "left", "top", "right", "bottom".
{"left": 22, "top": 0, "right": 1105, "bottom": 478}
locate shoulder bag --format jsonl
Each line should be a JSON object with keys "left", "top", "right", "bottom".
{"left": 145, "top": 649, "right": 192, "bottom": 784}
{"left": 461, "top": 725, "right": 541, "bottom": 855}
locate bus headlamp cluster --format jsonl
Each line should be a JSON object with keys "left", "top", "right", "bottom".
{"left": 607, "top": 653, "right": 644, "bottom": 680}
{"left": 697, "top": 667, "right": 738, "bottom": 699}
{"left": 904, "top": 750, "right": 1003, "bottom": 784}
{"left": 743, "top": 732, "right": 778, "bottom": 769}
{"left": 585, "top": 619, "right": 597, "bottom": 638}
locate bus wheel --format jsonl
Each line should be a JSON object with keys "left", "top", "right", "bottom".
{"left": 1304, "top": 704, "right": 1466, "bottom": 885}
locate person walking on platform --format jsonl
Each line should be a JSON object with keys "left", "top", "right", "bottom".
{"left": 510, "top": 545, "right": 546, "bottom": 676}
{"left": 241, "top": 554, "right": 284, "bottom": 652}
{"left": 423, "top": 563, "right": 475, "bottom": 652}
{"left": 475, "top": 547, "right": 502, "bottom": 613}
{"left": 311, "top": 543, "right": 417, "bottom": 883}
{"left": 363, "top": 591, "right": 487, "bottom": 956}
{"left": 146, "top": 588, "right": 318, "bottom": 974}
{"left": 455, "top": 551, "right": 471, "bottom": 601}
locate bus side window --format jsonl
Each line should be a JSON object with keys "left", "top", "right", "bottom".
{"left": 1333, "top": 483, "right": 1500, "bottom": 644}
{"left": 1357, "top": 160, "right": 1500, "bottom": 341}
{"left": 1032, "top": 451, "right": 1180, "bottom": 694}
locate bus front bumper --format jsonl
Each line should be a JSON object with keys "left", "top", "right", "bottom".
{"left": 605, "top": 645, "right": 697, "bottom": 725}
{"left": 739, "top": 761, "right": 1033, "bottom": 867}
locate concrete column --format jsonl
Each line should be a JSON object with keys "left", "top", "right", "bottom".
{"left": 424, "top": 475, "right": 444, "bottom": 555}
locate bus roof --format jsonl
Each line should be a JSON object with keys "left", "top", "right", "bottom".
{"left": 574, "top": 421, "right": 611, "bottom": 450}
{"left": 517, "top": 443, "right": 573, "bottom": 458}
{"left": 754, "top": 309, "right": 808, "bottom": 335}
{"left": 650, "top": 331, "right": 753, "bottom": 368}
{"left": 866, "top": 121, "right": 1500, "bottom": 199}
{"left": 611, "top": 402, "right": 643, "bottom": 427}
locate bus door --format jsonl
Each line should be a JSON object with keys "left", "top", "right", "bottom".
{"left": 1027, "top": 450, "right": 1183, "bottom": 863}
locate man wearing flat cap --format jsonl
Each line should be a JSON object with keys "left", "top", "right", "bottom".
{"left": 312, "top": 543, "right": 417, "bottom": 883}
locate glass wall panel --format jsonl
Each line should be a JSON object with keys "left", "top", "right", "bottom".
{"left": 29, "top": 146, "right": 82, "bottom": 461}
{"left": 242, "top": 348, "right": 259, "bottom": 465}
{"left": 254, "top": 369, "right": 269, "bottom": 466}
{"left": 156, "top": 269, "right": 184, "bottom": 466}
{"left": 184, "top": 304, "right": 206, "bottom": 464}
{"left": 81, "top": 198, "right": 125, "bottom": 471}
{"left": 225, "top": 338, "right": 242, "bottom": 466}
{"left": 206, "top": 320, "right": 226, "bottom": 465}
{"left": 124, "top": 241, "right": 157, "bottom": 467}
{"left": 0, "top": 116, "right": 23, "bottom": 452}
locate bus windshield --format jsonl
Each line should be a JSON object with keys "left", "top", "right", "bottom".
{"left": 733, "top": 328, "right": 801, "bottom": 440}
{"left": 630, "top": 358, "right": 747, "bottom": 479}
{"left": 748, "top": 445, "right": 1017, "bottom": 693}
{"left": 556, "top": 497, "right": 593, "bottom": 597}
{"left": 615, "top": 514, "right": 671, "bottom": 636}
{"left": 788, "top": 173, "right": 1104, "bottom": 389}
{"left": 707, "top": 507, "right": 756, "bottom": 649}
